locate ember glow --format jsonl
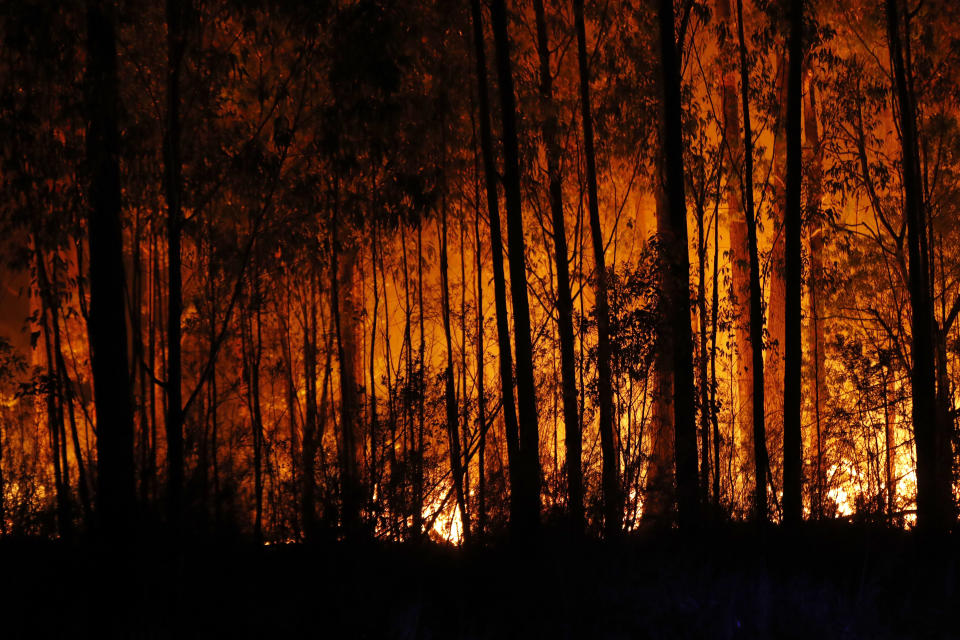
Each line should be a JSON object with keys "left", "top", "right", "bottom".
{"left": 1, "top": 0, "right": 959, "bottom": 546}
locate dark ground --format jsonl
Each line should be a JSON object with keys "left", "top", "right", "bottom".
{"left": 2, "top": 523, "right": 958, "bottom": 639}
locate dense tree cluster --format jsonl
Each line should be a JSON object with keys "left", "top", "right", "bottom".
{"left": 0, "top": 0, "right": 958, "bottom": 542}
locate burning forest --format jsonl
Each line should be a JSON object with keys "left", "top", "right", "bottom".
{"left": 1, "top": 0, "right": 959, "bottom": 636}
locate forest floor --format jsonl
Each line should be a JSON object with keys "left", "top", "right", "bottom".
{"left": 2, "top": 522, "right": 958, "bottom": 639}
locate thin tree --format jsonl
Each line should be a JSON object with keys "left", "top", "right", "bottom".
{"left": 439, "top": 185, "right": 470, "bottom": 543}
{"left": 782, "top": 0, "right": 804, "bottom": 526}
{"left": 573, "top": 0, "right": 620, "bottom": 537}
{"left": 85, "top": 0, "right": 136, "bottom": 537}
{"left": 736, "top": 0, "right": 769, "bottom": 523}
{"left": 468, "top": 0, "right": 522, "bottom": 529}
{"left": 885, "top": 0, "right": 947, "bottom": 533}
{"left": 489, "top": 0, "right": 542, "bottom": 534}
{"left": 657, "top": 0, "right": 699, "bottom": 527}
{"left": 534, "top": 0, "right": 583, "bottom": 534}
{"left": 163, "top": 0, "right": 187, "bottom": 531}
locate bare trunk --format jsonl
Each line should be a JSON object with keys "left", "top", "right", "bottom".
{"left": 535, "top": 0, "right": 583, "bottom": 534}
{"left": 782, "top": 0, "right": 804, "bottom": 526}
{"left": 886, "top": 0, "right": 946, "bottom": 533}
{"left": 736, "top": 0, "right": 769, "bottom": 523}
{"left": 163, "top": 0, "right": 186, "bottom": 532}
{"left": 574, "top": 0, "right": 620, "bottom": 536}
{"left": 85, "top": 0, "right": 137, "bottom": 537}
{"left": 658, "top": 0, "right": 700, "bottom": 526}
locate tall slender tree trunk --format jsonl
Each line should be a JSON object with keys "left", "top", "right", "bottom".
{"left": 400, "top": 223, "right": 421, "bottom": 536}
{"left": 736, "top": 0, "right": 769, "bottom": 523}
{"left": 49, "top": 256, "right": 92, "bottom": 524}
{"left": 37, "top": 247, "right": 71, "bottom": 538}
{"left": 85, "top": 0, "right": 136, "bottom": 537}
{"left": 657, "top": 0, "right": 699, "bottom": 527}
{"left": 885, "top": 0, "right": 947, "bottom": 533}
{"left": 253, "top": 279, "right": 265, "bottom": 541}
{"left": 804, "top": 74, "right": 827, "bottom": 520}
{"left": 716, "top": 0, "right": 754, "bottom": 503}
{"left": 473, "top": 158, "right": 488, "bottom": 537}
{"left": 782, "top": 0, "right": 804, "bottom": 526}
{"left": 440, "top": 203, "right": 470, "bottom": 543}
{"left": 331, "top": 207, "right": 362, "bottom": 538}
{"left": 696, "top": 189, "right": 711, "bottom": 506}
{"left": 148, "top": 233, "right": 159, "bottom": 505}
{"left": 469, "top": 0, "right": 524, "bottom": 531}
{"left": 711, "top": 175, "right": 722, "bottom": 507}
{"left": 368, "top": 222, "right": 380, "bottom": 507}
{"left": 163, "top": 0, "right": 187, "bottom": 532}
{"left": 574, "top": 0, "right": 620, "bottom": 537}
{"left": 534, "top": 0, "right": 583, "bottom": 534}
{"left": 416, "top": 223, "right": 427, "bottom": 534}
{"left": 491, "top": 0, "right": 542, "bottom": 536}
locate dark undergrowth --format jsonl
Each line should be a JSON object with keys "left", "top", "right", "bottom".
{"left": 1, "top": 522, "right": 957, "bottom": 639}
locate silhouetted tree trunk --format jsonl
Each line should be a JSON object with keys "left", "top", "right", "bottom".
{"left": 803, "top": 74, "right": 826, "bottom": 520}
{"left": 330, "top": 200, "right": 362, "bottom": 538}
{"left": 85, "top": 0, "right": 136, "bottom": 537}
{"left": 440, "top": 199, "right": 470, "bottom": 543}
{"left": 37, "top": 245, "right": 70, "bottom": 538}
{"left": 148, "top": 233, "right": 159, "bottom": 505}
{"left": 416, "top": 223, "right": 427, "bottom": 534}
{"left": 163, "top": 0, "right": 187, "bottom": 533}
{"left": 533, "top": 0, "right": 583, "bottom": 534}
{"left": 657, "top": 0, "right": 699, "bottom": 527}
{"left": 782, "top": 0, "right": 804, "bottom": 527}
{"left": 490, "top": 0, "right": 542, "bottom": 537}
{"left": 399, "top": 222, "right": 421, "bottom": 536}
{"left": 694, "top": 172, "right": 711, "bottom": 506}
{"left": 241, "top": 281, "right": 265, "bottom": 543}
{"left": 470, "top": 0, "right": 524, "bottom": 532}
{"left": 574, "top": 0, "right": 620, "bottom": 537}
{"left": 368, "top": 223, "right": 380, "bottom": 509}
{"left": 473, "top": 158, "right": 488, "bottom": 536}
{"left": 885, "top": 0, "right": 948, "bottom": 533}
{"left": 736, "top": 0, "right": 769, "bottom": 523}
{"left": 276, "top": 284, "right": 299, "bottom": 533}
{"left": 711, "top": 172, "right": 722, "bottom": 507}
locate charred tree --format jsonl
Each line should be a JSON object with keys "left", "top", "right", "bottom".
{"left": 85, "top": 0, "right": 136, "bottom": 537}
{"left": 736, "top": 0, "right": 769, "bottom": 523}
{"left": 885, "top": 0, "right": 949, "bottom": 533}
{"left": 162, "top": 0, "right": 188, "bottom": 533}
{"left": 534, "top": 0, "right": 583, "bottom": 534}
{"left": 782, "top": 0, "right": 804, "bottom": 527}
{"left": 657, "top": 0, "right": 699, "bottom": 527}
{"left": 440, "top": 200, "right": 470, "bottom": 543}
{"left": 468, "top": 0, "right": 523, "bottom": 532}
{"left": 574, "top": 0, "right": 620, "bottom": 537}
{"left": 489, "top": 0, "right": 542, "bottom": 535}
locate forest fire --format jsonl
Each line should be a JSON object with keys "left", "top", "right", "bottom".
{"left": 2, "top": 0, "right": 960, "bottom": 635}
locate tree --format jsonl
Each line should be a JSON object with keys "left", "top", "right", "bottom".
{"left": 163, "top": 0, "right": 187, "bottom": 532}
{"left": 735, "top": 0, "right": 769, "bottom": 524}
{"left": 885, "top": 0, "right": 949, "bottom": 534}
{"left": 657, "top": 0, "right": 699, "bottom": 527}
{"left": 489, "top": 0, "right": 541, "bottom": 535}
{"left": 782, "top": 0, "right": 804, "bottom": 527}
{"left": 532, "top": 0, "right": 583, "bottom": 536}
{"left": 573, "top": 0, "right": 620, "bottom": 537}
{"left": 85, "top": 0, "right": 136, "bottom": 537}
{"left": 468, "top": 0, "right": 523, "bottom": 531}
